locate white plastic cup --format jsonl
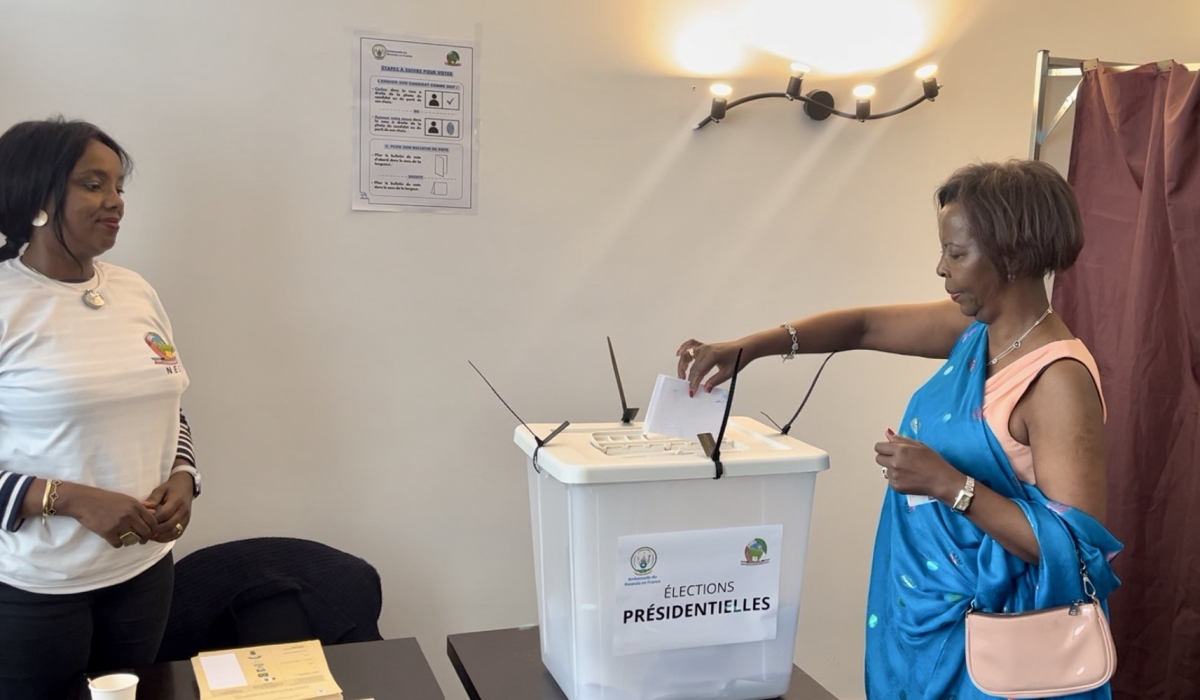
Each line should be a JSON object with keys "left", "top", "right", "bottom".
{"left": 88, "top": 673, "right": 139, "bottom": 700}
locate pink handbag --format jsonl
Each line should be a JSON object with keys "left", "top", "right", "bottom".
{"left": 964, "top": 555, "right": 1117, "bottom": 697}
{"left": 965, "top": 600, "right": 1116, "bottom": 697}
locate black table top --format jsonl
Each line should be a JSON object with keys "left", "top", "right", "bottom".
{"left": 69, "top": 638, "right": 443, "bottom": 700}
{"left": 446, "top": 627, "right": 837, "bottom": 700}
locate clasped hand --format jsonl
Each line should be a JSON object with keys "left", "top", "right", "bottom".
{"left": 74, "top": 473, "right": 193, "bottom": 548}
{"left": 873, "top": 430, "right": 963, "bottom": 502}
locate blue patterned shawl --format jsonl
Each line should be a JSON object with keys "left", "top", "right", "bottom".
{"left": 864, "top": 322, "right": 1122, "bottom": 699}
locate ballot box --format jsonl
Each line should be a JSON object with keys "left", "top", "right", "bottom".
{"left": 515, "top": 417, "right": 830, "bottom": 700}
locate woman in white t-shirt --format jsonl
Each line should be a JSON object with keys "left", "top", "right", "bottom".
{"left": 0, "top": 117, "right": 199, "bottom": 699}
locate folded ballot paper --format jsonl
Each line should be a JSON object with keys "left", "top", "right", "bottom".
{"left": 641, "top": 374, "right": 730, "bottom": 442}
{"left": 192, "top": 640, "right": 343, "bottom": 700}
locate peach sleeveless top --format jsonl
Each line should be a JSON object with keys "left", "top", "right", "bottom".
{"left": 982, "top": 339, "right": 1106, "bottom": 485}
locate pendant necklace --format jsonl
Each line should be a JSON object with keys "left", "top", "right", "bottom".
{"left": 21, "top": 258, "right": 107, "bottom": 309}
{"left": 988, "top": 306, "right": 1051, "bottom": 366}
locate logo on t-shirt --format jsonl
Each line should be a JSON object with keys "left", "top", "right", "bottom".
{"left": 144, "top": 332, "right": 181, "bottom": 374}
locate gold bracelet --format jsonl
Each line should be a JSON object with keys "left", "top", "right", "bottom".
{"left": 41, "top": 479, "right": 62, "bottom": 516}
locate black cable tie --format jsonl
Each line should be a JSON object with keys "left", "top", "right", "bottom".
{"left": 706, "top": 348, "right": 744, "bottom": 480}
{"left": 763, "top": 351, "right": 837, "bottom": 435}
{"left": 607, "top": 337, "right": 639, "bottom": 424}
{"left": 469, "top": 361, "right": 569, "bottom": 474}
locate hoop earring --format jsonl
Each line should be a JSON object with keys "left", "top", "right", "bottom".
{"left": 32, "top": 210, "right": 48, "bottom": 227}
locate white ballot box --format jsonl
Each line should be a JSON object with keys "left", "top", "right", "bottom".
{"left": 515, "top": 417, "right": 830, "bottom": 700}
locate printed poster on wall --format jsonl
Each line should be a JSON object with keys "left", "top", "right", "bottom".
{"left": 353, "top": 32, "right": 477, "bottom": 213}
{"left": 614, "top": 524, "right": 783, "bottom": 656}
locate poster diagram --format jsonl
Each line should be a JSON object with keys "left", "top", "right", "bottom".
{"left": 354, "top": 33, "right": 477, "bottom": 213}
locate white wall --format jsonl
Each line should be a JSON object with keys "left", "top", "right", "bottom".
{"left": 2, "top": 1, "right": 1196, "bottom": 698}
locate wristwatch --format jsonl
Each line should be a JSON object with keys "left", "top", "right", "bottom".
{"left": 950, "top": 476, "right": 975, "bottom": 514}
{"left": 171, "top": 464, "right": 202, "bottom": 498}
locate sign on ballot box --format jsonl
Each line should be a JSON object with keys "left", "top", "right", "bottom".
{"left": 615, "top": 525, "right": 783, "bottom": 656}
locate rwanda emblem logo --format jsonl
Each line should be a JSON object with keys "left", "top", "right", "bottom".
{"left": 145, "top": 332, "right": 179, "bottom": 366}
{"left": 631, "top": 547, "right": 657, "bottom": 575}
{"left": 742, "top": 538, "right": 770, "bottom": 565}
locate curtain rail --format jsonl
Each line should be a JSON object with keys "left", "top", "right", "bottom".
{"left": 1030, "top": 51, "right": 1198, "bottom": 160}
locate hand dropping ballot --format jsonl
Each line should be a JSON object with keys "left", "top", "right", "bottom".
{"left": 641, "top": 374, "right": 730, "bottom": 441}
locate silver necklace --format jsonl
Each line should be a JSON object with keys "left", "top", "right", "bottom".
{"left": 988, "top": 307, "right": 1052, "bottom": 366}
{"left": 21, "top": 258, "right": 107, "bottom": 309}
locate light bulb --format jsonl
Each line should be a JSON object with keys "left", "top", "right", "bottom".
{"left": 919, "top": 65, "right": 941, "bottom": 101}
{"left": 790, "top": 62, "right": 810, "bottom": 76}
{"left": 710, "top": 83, "right": 733, "bottom": 97}
{"left": 853, "top": 85, "right": 876, "bottom": 99}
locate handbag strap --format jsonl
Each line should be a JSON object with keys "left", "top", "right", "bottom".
{"left": 1077, "top": 545, "right": 1100, "bottom": 604}
{"left": 968, "top": 518, "right": 1100, "bottom": 614}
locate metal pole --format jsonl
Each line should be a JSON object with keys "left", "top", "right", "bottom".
{"left": 1029, "top": 49, "right": 1051, "bottom": 160}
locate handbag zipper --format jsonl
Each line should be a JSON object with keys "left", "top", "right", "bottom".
{"left": 965, "top": 600, "right": 1088, "bottom": 618}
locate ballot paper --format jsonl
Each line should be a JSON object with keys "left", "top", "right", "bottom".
{"left": 192, "top": 639, "right": 343, "bottom": 700}
{"left": 642, "top": 374, "right": 730, "bottom": 441}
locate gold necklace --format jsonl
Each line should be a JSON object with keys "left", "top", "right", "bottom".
{"left": 988, "top": 307, "right": 1052, "bottom": 366}
{"left": 20, "top": 257, "right": 107, "bottom": 309}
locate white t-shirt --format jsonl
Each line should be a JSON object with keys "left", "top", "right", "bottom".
{"left": 0, "top": 257, "right": 188, "bottom": 594}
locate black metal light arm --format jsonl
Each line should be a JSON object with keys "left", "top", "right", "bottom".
{"left": 694, "top": 75, "right": 942, "bottom": 129}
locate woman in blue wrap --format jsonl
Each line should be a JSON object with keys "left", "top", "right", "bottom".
{"left": 676, "top": 159, "right": 1121, "bottom": 699}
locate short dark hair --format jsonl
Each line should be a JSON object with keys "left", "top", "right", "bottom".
{"left": 0, "top": 116, "right": 133, "bottom": 262}
{"left": 935, "top": 159, "right": 1083, "bottom": 279}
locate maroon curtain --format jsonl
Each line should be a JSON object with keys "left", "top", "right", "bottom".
{"left": 1054, "top": 61, "right": 1200, "bottom": 700}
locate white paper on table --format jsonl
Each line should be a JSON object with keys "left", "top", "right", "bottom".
{"left": 198, "top": 653, "right": 247, "bottom": 690}
{"left": 642, "top": 374, "right": 730, "bottom": 441}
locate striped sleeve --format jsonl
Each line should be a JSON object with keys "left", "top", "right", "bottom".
{"left": 0, "top": 470, "right": 36, "bottom": 533}
{"left": 176, "top": 409, "right": 196, "bottom": 467}
{"left": 2, "top": 412, "right": 195, "bottom": 533}
{"left": 1, "top": 411, "right": 196, "bottom": 533}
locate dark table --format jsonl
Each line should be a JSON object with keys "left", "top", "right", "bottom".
{"left": 446, "top": 627, "right": 837, "bottom": 700}
{"left": 69, "top": 638, "right": 443, "bottom": 700}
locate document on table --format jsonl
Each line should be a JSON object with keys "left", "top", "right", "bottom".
{"left": 642, "top": 374, "right": 730, "bottom": 441}
{"left": 192, "top": 639, "right": 343, "bottom": 700}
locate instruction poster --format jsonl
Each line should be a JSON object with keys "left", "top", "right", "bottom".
{"left": 353, "top": 32, "right": 477, "bottom": 213}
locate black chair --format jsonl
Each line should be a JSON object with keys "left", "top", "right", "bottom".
{"left": 157, "top": 537, "right": 384, "bottom": 662}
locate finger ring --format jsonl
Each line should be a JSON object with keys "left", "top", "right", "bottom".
{"left": 880, "top": 467, "right": 888, "bottom": 479}
{"left": 176, "top": 523, "right": 184, "bottom": 535}
{"left": 687, "top": 347, "right": 697, "bottom": 358}
{"left": 119, "top": 531, "right": 139, "bottom": 547}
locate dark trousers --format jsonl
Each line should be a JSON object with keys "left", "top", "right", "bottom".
{"left": 0, "top": 553, "right": 174, "bottom": 700}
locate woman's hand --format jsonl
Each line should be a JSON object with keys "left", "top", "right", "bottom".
{"left": 57, "top": 484, "right": 159, "bottom": 548}
{"left": 874, "top": 430, "right": 966, "bottom": 502}
{"left": 142, "top": 472, "right": 194, "bottom": 543}
{"left": 676, "top": 339, "right": 747, "bottom": 396}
